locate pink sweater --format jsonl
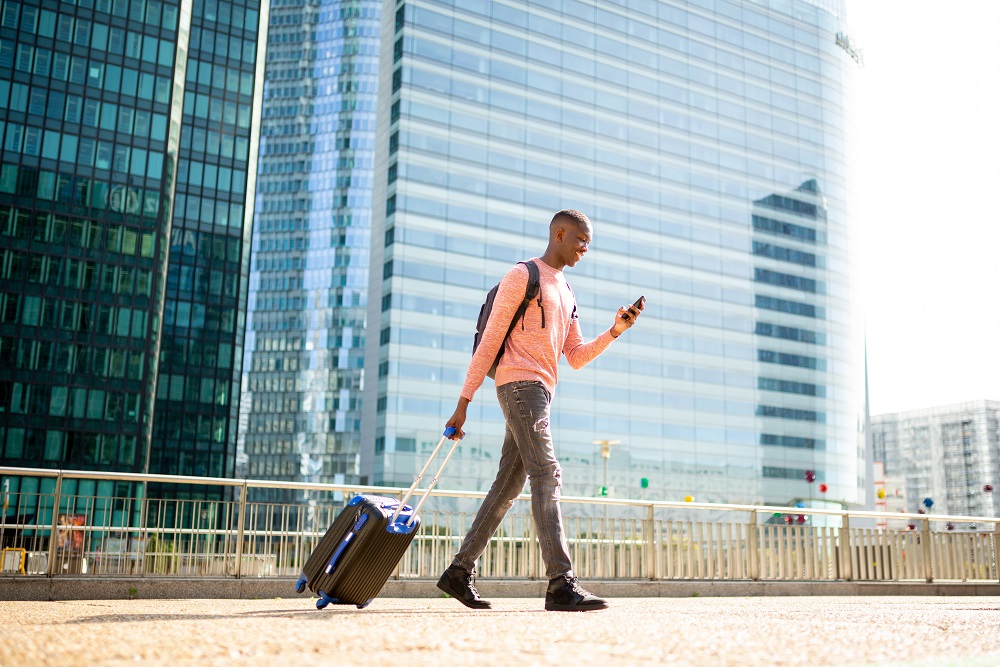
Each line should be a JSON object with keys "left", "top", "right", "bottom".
{"left": 461, "top": 258, "right": 616, "bottom": 402}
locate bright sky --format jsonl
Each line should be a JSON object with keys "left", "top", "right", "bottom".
{"left": 846, "top": 0, "right": 1000, "bottom": 415}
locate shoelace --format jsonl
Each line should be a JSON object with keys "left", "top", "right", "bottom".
{"left": 465, "top": 574, "right": 482, "bottom": 597}
{"left": 566, "top": 576, "right": 589, "bottom": 596}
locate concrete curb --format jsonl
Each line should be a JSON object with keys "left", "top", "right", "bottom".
{"left": 3, "top": 576, "right": 1000, "bottom": 601}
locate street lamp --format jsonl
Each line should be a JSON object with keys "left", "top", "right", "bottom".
{"left": 592, "top": 439, "right": 621, "bottom": 497}
{"left": 593, "top": 439, "right": 620, "bottom": 532}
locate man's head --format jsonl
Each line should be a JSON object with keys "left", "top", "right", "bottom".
{"left": 547, "top": 209, "right": 593, "bottom": 269}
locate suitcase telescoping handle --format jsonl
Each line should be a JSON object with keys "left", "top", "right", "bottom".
{"left": 391, "top": 426, "right": 464, "bottom": 527}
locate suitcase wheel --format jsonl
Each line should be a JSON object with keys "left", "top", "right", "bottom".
{"left": 316, "top": 592, "right": 339, "bottom": 610}
{"left": 294, "top": 574, "right": 308, "bottom": 594}
{"left": 356, "top": 598, "right": 374, "bottom": 610}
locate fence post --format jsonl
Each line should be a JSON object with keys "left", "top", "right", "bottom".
{"left": 137, "top": 484, "right": 149, "bottom": 575}
{"left": 45, "top": 472, "right": 64, "bottom": 576}
{"left": 994, "top": 522, "right": 1000, "bottom": 582}
{"left": 644, "top": 504, "right": 656, "bottom": 581}
{"left": 527, "top": 513, "right": 539, "bottom": 580}
{"left": 233, "top": 481, "right": 248, "bottom": 579}
{"left": 921, "top": 517, "right": 933, "bottom": 583}
{"left": 748, "top": 510, "right": 760, "bottom": 581}
{"left": 839, "top": 514, "right": 852, "bottom": 581}
{"left": 394, "top": 489, "right": 404, "bottom": 580}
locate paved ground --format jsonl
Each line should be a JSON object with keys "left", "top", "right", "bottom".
{"left": 2, "top": 596, "right": 1000, "bottom": 667}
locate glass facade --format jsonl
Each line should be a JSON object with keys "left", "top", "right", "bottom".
{"left": 0, "top": 0, "right": 265, "bottom": 497}
{"left": 149, "top": 0, "right": 266, "bottom": 480}
{"left": 360, "top": 0, "right": 866, "bottom": 506}
{"left": 872, "top": 402, "right": 1000, "bottom": 520}
{"left": 241, "top": 0, "right": 380, "bottom": 498}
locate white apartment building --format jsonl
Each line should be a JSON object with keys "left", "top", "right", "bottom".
{"left": 872, "top": 401, "right": 1000, "bottom": 525}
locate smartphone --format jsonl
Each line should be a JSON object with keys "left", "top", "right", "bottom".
{"left": 621, "top": 295, "right": 645, "bottom": 323}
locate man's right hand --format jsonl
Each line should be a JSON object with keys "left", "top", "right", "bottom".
{"left": 445, "top": 398, "right": 470, "bottom": 440}
{"left": 611, "top": 296, "right": 644, "bottom": 337}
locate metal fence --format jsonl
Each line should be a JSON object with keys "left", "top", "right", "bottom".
{"left": 1, "top": 466, "right": 998, "bottom": 583}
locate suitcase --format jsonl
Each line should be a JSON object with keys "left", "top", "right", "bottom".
{"left": 295, "top": 427, "right": 462, "bottom": 609}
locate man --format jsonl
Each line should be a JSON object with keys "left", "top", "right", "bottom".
{"left": 436, "top": 209, "right": 643, "bottom": 612}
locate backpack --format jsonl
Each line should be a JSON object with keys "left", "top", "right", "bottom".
{"left": 474, "top": 260, "right": 543, "bottom": 379}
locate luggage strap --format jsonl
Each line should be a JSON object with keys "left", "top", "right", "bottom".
{"left": 391, "top": 427, "right": 464, "bottom": 527}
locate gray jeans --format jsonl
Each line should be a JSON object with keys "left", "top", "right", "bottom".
{"left": 452, "top": 381, "right": 573, "bottom": 579}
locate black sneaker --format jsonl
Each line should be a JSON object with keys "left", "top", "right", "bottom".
{"left": 545, "top": 574, "right": 608, "bottom": 612}
{"left": 436, "top": 565, "right": 492, "bottom": 609}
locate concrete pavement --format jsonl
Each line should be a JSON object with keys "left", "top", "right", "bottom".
{"left": 3, "top": 596, "right": 1000, "bottom": 667}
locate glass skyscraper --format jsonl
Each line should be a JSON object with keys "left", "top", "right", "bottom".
{"left": 149, "top": 0, "right": 266, "bottom": 482}
{"left": 0, "top": 0, "right": 266, "bottom": 501}
{"left": 357, "top": 0, "right": 866, "bottom": 507}
{"left": 241, "top": 0, "right": 380, "bottom": 498}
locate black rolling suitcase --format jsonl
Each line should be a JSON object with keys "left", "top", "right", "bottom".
{"left": 295, "top": 427, "right": 462, "bottom": 609}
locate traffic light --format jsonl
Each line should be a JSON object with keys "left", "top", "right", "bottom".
{"left": 640, "top": 477, "right": 649, "bottom": 489}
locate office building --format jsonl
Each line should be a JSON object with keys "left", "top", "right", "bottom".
{"left": 241, "top": 0, "right": 380, "bottom": 498}
{"left": 872, "top": 401, "right": 1000, "bottom": 522}
{"left": 0, "top": 0, "right": 267, "bottom": 503}
{"left": 358, "top": 0, "right": 867, "bottom": 506}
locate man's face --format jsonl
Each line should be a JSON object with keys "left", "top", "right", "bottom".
{"left": 560, "top": 221, "right": 592, "bottom": 267}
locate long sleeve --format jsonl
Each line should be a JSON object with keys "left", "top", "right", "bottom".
{"left": 461, "top": 258, "right": 616, "bottom": 401}
{"left": 563, "top": 320, "right": 616, "bottom": 369}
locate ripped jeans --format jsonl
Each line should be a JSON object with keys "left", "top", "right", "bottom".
{"left": 452, "top": 380, "right": 573, "bottom": 579}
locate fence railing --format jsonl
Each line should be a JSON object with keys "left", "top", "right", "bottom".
{"left": 1, "top": 466, "right": 998, "bottom": 583}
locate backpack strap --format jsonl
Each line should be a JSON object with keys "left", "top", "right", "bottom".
{"left": 522, "top": 260, "right": 543, "bottom": 329}
{"left": 505, "top": 260, "right": 541, "bottom": 338}
{"left": 566, "top": 281, "right": 578, "bottom": 322}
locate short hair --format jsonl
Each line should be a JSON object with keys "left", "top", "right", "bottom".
{"left": 550, "top": 209, "right": 591, "bottom": 229}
